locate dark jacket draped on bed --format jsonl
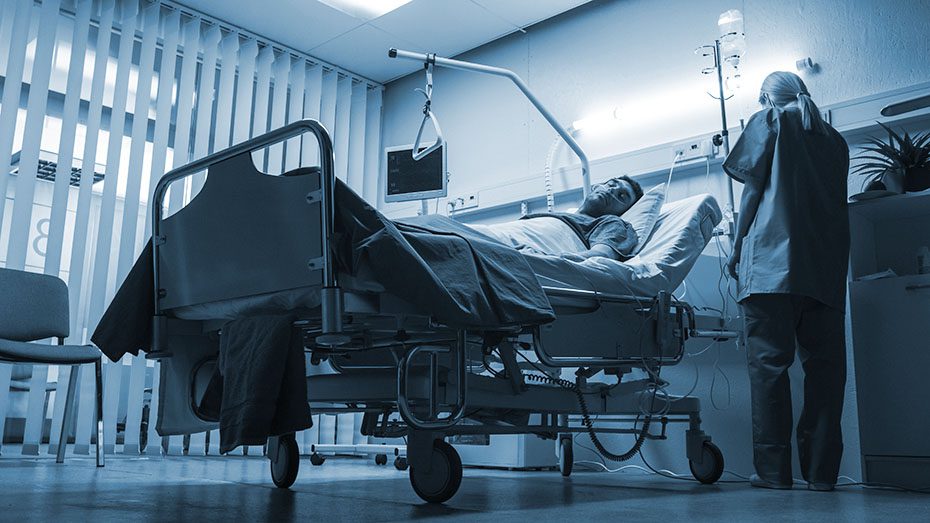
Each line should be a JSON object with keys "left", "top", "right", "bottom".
{"left": 92, "top": 180, "right": 553, "bottom": 361}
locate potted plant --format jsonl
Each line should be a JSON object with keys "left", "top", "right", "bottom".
{"left": 852, "top": 122, "right": 930, "bottom": 193}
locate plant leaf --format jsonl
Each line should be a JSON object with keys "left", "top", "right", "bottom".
{"left": 878, "top": 121, "right": 906, "bottom": 149}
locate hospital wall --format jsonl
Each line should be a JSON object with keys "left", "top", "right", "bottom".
{"left": 379, "top": 0, "right": 930, "bottom": 479}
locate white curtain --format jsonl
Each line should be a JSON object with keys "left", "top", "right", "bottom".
{"left": 0, "top": 0, "right": 383, "bottom": 456}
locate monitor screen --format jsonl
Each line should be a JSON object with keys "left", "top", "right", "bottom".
{"left": 384, "top": 144, "right": 447, "bottom": 203}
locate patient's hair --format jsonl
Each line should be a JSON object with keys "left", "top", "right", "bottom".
{"left": 612, "top": 175, "right": 643, "bottom": 203}
{"left": 759, "top": 71, "right": 828, "bottom": 135}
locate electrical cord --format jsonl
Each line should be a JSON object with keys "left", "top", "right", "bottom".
{"left": 520, "top": 369, "right": 652, "bottom": 463}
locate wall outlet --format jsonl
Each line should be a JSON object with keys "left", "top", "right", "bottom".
{"left": 452, "top": 193, "right": 479, "bottom": 211}
{"left": 673, "top": 139, "right": 713, "bottom": 161}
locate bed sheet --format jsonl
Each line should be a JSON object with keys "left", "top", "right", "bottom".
{"left": 173, "top": 194, "right": 720, "bottom": 321}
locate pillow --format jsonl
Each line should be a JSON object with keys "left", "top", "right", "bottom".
{"left": 622, "top": 183, "right": 666, "bottom": 256}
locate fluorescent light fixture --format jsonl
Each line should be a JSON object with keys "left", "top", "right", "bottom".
{"left": 318, "top": 0, "right": 412, "bottom": 20}
{"left": 571, "top": 107, "right": 622, "bottom": 133}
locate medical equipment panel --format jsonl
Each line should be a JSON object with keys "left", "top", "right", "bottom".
{"left": 384, "top": 143, "right": 447, "bottom": 202}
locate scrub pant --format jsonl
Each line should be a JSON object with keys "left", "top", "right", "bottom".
{"left": 741, "top": 293, "right": 846, "bottom": 485}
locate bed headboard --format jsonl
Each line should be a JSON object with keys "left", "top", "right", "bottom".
{"left": 158, "top": 152, "right": 323, "bottom": 310}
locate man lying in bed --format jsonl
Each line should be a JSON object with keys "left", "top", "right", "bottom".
{"left": 521, "top": 175, "right": 644, "bottom": 262}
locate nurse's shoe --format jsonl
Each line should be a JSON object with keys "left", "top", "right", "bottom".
{"left": 749, "top": 474, "right": 793, "bottom": 490}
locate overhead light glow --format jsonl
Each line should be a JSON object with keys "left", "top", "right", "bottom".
{"left": 571, "top": 107, "right": 622, "bottom": 133}
{"left": 318, "top": 0, "right": 412, "bottom": 20}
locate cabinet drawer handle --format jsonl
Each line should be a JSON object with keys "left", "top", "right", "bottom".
{"left": 906, "top": 284, "right": 930, "bottom": 291}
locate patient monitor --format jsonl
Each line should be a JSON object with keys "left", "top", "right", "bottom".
{"left": 384, "top": 143, "right": 447, "bottom": 203}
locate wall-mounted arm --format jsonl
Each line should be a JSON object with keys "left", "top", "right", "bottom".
{"left": 389, "top": 48, "right": 591, "bottom": 197}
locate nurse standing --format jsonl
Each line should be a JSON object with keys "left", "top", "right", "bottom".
{"left": 723, "top": 71, "right": 850, "bottom": 491}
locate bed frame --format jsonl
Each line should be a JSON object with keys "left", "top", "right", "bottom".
{"left": 148, "top": 120, "right": 737, "bottom": 503}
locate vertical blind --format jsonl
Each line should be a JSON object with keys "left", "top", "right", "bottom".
{"left": 0, "top": 0, "right": 383, "bottom": 457}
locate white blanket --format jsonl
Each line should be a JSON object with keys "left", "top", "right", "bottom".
{"left": 467, "top": 194, "right": 722, "bottom": 298}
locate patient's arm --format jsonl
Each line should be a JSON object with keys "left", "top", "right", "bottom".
{"left": 561, "top": 243, "right": 618, "bottom": 262}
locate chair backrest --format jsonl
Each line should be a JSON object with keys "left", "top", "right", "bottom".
{"left": 0, "top": 268, "right": 69, "bottom": 341}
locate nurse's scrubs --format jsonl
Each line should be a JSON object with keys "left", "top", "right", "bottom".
{"left": 723, "top": 106, "right": 850, "bottom": 487}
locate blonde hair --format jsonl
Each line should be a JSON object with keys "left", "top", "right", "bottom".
{"left": 759, "top": 71, "right": 828, "bottom": 135}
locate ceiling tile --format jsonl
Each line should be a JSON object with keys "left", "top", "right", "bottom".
{"left": 309, "top": 24, "right": 422, "bottom": 82}
{"left": 369, "top": 0, "right": 515, "bottom": 57}
{"left": 471, "top": 0, "right": 590, "bottom": 30}
{"left": 177, "top": 0, "right": 364, "bottom": 51}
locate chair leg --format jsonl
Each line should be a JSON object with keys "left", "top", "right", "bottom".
{"left": 56, "top": 365, "right": 81, "bottom": 464}
{"left": 95, "top": 358, "right": 104, "bottom": 467}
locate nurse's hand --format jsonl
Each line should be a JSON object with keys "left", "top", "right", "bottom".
{"left": 726, "top": 253, "right": 739, "bottom": 280}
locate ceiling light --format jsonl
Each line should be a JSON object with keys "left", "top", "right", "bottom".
{"left": 318, "top": 0, "right": 412, "bottom": 20}
{"left": 571, "top": 107, "right": 622, "bottom": 133}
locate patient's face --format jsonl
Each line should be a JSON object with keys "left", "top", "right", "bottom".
{"left": 579, "top": 179, "right": 637, "bottom": 217}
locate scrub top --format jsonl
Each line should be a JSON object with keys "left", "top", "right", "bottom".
{"left": 723, "top": 106, "right": 850, "bottom": 311}
{"left": 523, "top": 212, "right": 638, "bottom": 259}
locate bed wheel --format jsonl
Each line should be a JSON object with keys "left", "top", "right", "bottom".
{"left": 409, "top": 440, "right": 462, "bottom": 504}
{"left": 310, "top": 452, "right": 326, "bottom": 466}
{"left": 270, "top": 434, "right": 299, "bottom": 488}
{"left": 689, "top": 441, "right": 724, "bottom": 484}
{"left": 394, "top": 456, "right": 409, "bottom": 471}
{"left": 558, "top": 437, "right": 573, "bottom": 477}
{"left": 375, "top": 453, "right": 388, "bottom": 466}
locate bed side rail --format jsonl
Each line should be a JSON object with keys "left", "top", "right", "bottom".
{"left": 536, "top": 287, "right": 738, "bottom": 368}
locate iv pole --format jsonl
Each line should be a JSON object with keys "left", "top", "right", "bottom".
{"left": 696, "top": 33, "right": 741, "bottom": 237}
{"left": 389, "top": 48, "right": 592, "bottom": 198}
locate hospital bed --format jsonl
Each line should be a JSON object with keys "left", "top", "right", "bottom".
{"left": 147, "top": 120, "right": 735, "bottom": 503}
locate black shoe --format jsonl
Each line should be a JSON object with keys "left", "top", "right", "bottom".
{"left": 807, "top": 482, "right": 835, "bottom": 492}
{"left": 750, "top": 474, "right": 793, "bottom": 490}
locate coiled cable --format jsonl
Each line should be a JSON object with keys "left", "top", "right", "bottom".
{"left": 524, "top": 373, "right": 651, "bottom": 462}
{"left": 544, "top": 137, "right": 562, "bottom": 212}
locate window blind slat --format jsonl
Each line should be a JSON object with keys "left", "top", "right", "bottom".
{"left": 87, "top": 1, "right": 139, "bottom": 328}
{"left": 188, "top": 24, "right": 221, "bottom": 198}
{"left": 284, "top": 59, "right": 306, "bottom": 172}
{"left": 250, "top": 46, "right": 274, "bottom": 170}
{"left": 301, "top": 64, "right": 323, "bottom": 168}
{"left": 212, "top": 32, "right": 240, "bottom": 152}
{"left": 9, "top": 0, "right": 61, "bottom": 457}
{"left": 122, "top": 353, "right": 148, "bottom": 454}
{"left": 333, "top": 76, "right": 352, "bottom": 182}
{"left": 319, "top": 70, "right": 338, "bottom": 174}
{"left": 167, "top": 17, "right": 202, "bottom": 213}
{"left": 91, "top": 2, "right": 141, "bottom": 456}
{"left": 44, "top": 0, "right": 93, "bottom": 279}
{"left": 142, "top": 8, "right": 181, "bottom": 242}
{"left": 346, "top": 81, "right": 367, "bottom": 193}
{"left": 231, "top": 40, "right": 258, "bottom": 146}
{"left": 0, "top": 0, "right": 33, "bottom": 234}
{"left": 266, "top": 53, "right": 291, "bottom": 174}
{"left": 44, "top": 0, "right": 95, "bottom": 458}
{"left": 364, "top": 88, "right": 383, "bottom": 204}
{"left": 8, "top": 0, "right": 62, "bottom": 271}
{"left": 115, "top": 2, "right": 160, "bottom": 284}
{"left": 143, "top": 362, "right": 162, "bottom": 455}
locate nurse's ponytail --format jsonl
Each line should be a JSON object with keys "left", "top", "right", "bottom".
{"left": 759, "top": 71, "right": 829, "bottom": 135}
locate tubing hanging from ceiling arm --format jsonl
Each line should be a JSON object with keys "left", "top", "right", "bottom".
{"left": 389, "top": 48, "right": 592, "bottom": 198}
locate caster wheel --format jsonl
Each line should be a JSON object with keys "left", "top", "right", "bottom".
{"left": 394, "top": 456, "right": 409, "bottom": 471}
{"left": 270, "top": 434, "right": 299, "bottom": 489}
{"left": 689, "top": 441, "right": 724, "bottom": 484}
{"left": 558, "top": 438, "right": 573, "bottom": 477}
{"left": 310, "top": 452, "right": 326, "bottom": 466}
{"left": 375, "top": 453, "right": 388, "bottom": 466}
{"left": 409, "top": 440, "right": 462, "bottom": 504}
